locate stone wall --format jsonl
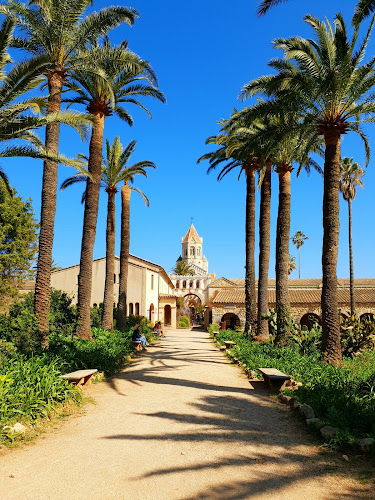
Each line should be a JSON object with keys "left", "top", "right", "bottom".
{"left": 212, "top": 304, "right": 246, "bottom": 326}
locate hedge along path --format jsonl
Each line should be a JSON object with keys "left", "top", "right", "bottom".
{"left": 0, "top": 328, "right": 373, "bottom": 500}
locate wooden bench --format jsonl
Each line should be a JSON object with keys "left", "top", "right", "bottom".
{"left": 258, "top": 368, "right": 290, "bottom": 390}
{"left": 61, "top": 369, "right": 97, "bottom": 387}
{"left": 132, "top": 341, "right": 143, "bottom": 351}
{"left": 224, "top": 341, "right": 236, "bottom": 350}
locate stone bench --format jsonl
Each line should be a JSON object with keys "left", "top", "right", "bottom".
{"left": 212, "top": 331, "right": 220, "bottom": 337}
{"left": 258, "top": 368, "right": 290, "bottom": 391}
{"left": 61, "top": 369, "right": 97, "bottom": 387}
{"left": 132, "top": 341, "right": 143, "bottom": 351}
{"left": 224, "top": 341, "right": 236, "bottom": 350}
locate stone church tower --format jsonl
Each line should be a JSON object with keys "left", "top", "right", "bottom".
{"left": 181, "top": 223, "right": 208, "bottom": 274}
{"left": 170, "top": 223, "right": 214, "bottom": 307}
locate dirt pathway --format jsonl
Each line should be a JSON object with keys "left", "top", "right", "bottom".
{"left": 0, "top": 329, "right": 373, "bottom": 499}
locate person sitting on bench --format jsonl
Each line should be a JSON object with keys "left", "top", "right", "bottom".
{"left": 132, "top": 324, "right": 148, "bottom": 350}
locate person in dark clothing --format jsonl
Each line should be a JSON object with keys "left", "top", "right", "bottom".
{"left": 132, "top": 324, "right": 147, "bottom": 350}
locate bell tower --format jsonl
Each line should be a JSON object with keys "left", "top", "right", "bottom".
{"left": 181, "top": 223, "right": 208, "bottom": 272}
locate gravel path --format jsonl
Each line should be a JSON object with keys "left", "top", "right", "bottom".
{"left": 0, "top": 328, "right": 373, "bottom": 499}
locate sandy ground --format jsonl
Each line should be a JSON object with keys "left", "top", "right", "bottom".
{"left": 0, "top": 328, "right": 374, "bottom": 500}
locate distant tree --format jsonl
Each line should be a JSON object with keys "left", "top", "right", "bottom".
{"left": 291, "top": 231, "right": 308, "bottom": 279}
{"left": 288, "top": 255, "right": 296, "bottom": 275}
{"left": 61, "top": 137, "right": 154, "bottom": 331}
{"left": 0, "top": 184, "right": 38, "bottom": 304}
{"left": 172, "top": 261, "right": 194, "bottom": 276}
{"left": 339, "top": 157, "right": 365, "bottom": 314}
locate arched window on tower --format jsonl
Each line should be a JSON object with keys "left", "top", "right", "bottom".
{"left": 197, "top": 247, "right": 201, "bottom": 256}
{"left": 184, "top": 249, "right": 187, "bottom": 257}
{"left": 190, "top": 247, "right": 195, "bottom": 256}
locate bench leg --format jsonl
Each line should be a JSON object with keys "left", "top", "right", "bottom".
{"left": 83, "top": 374, "right": 94, "bottom": 386}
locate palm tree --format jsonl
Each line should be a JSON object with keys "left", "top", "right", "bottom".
{"left": 288, "top": 255, "right": 296, "bottom": 275}
{"left": 257, "top": 0, "right": 375, "bottom": 25}
{"left": 198, "top": 119, "right": 258, "bottom": 336}
{"left": 291, "top": 231, "right": 308, "bottom": 279}
{"left": 339, "top": 157, "right": 365, "bottom": 314}
{"left": 66, "top": 39, "right": 165, "bottom": 338}
{"left": 1, "top": 0, "right": 139, "bottom": 337}
{"left": 172, "top": 261, "right": 194, "bottom": 276}
{"left": 229, "top": 108, "right": 322, "bottom": 343}
{"left": 61, "top": 137, "right": 154, "bottom": 331}
{"left": 240, "top": 14, "right": 375, "bottom": 365}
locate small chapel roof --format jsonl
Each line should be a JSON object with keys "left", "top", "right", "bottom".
{"left": 182, "top": 223, "right": 202, "bottom": 244}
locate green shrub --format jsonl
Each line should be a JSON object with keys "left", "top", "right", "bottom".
{"left": 208, "top": 323, "right": 220, "bottom": 334}
{"left": 216, "top": 329, "right": 375, "bottom": 443}
{"left": 340, "top": 313, "right": 375, "bottom": 356}
{"left": 179, "top": 315, "right": 190, "bottom": 328}
{"left": 0, "top": 354, "right": 82, "bottom": 441}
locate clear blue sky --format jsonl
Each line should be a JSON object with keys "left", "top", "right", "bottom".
{"left": 5, "top": 0, "right": 375, "bottom": 280}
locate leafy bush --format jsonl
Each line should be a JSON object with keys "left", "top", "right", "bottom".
{"left": 208, "top": 323, "right": 221, "bottom": 335}
{"left": 215, "top": 329, "right": 375, "bottom": 443}
{"left": 179, "top": 315, "right": 190, "bottom": 328}
{"left": 0, "top": 354, "right": 82, "bottom": 440}
{"left": 340, "top": 313, "right": 375, "bottom": 356}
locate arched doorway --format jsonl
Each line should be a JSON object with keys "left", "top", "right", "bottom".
{"left": 183, "top": 293, "right": 202, "bottom": 322}
{"left": 149, "top": 303, "right": 154, "bottom": 322}
{"left": 221, "top": 313, "right": 240, "bottom": 330}
{"left": 164, "top": 305, "right": 171, "bottom": 325}
{"left": 360, "top": 312, "right": 375, "bottom": 322}
{"left": 300, "top": 313, "right": 321, "bottom": 329}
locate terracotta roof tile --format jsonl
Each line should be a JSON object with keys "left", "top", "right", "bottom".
{"left": 213, "top": 287, "right": 375, "bottom": 305}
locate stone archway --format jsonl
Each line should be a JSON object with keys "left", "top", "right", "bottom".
{"left": 300, "top": 312, "right": 321, "bottom": 328}
{"left": 221, "top": 313, "right": 240, "bottom": 330}
{"left": 183, "top": 293, "right": 203, "bottom": 323}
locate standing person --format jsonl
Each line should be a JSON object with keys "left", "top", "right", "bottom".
{"left": 132, "top": 324, "right": 148, "bottom": 351}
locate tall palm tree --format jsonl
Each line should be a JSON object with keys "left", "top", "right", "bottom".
{"left": 291, "top": 231, "right": 308, "bottom": 279}
{"left": 257, "top": 0, "right": 375, "bottom": 25}
{"left": 198, "top": 119, "right": 258, "bottom": 336}
{"left": 1, "top": 0, "right": 139, "bottom": 337}
{"left": 230, "top": 109, "right": 322, "bottom": 343}
{"left": 66, "top": 39, "right": 165, "bottom": 338}
{"left": 61, "top": 137, "right": 154, "bottom": 331}
{"left": 339, "top": 157, "right": 365, "bottom": 314}
{"left": 241, "top": 14, "right": 375, "bottom": 364}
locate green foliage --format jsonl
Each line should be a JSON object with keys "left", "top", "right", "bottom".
{"left": 179, "top": 315, "right": 190, "bottom": 328}
{"left": 47, "top": 328, "right": 143, "bottom": 376}
{"left": 126, "top": 315, "right": 149, "bottom": 334}
{"left": 172, "top": 261, "right": 194, "bottom": 276}
{"left": 0, "top": 354, "right": 82, "bottom": 442}
{"left": 340, "top": 313, "right": 375, "bottom": 357}
{"left": 208, "top": 323, "right": 221, "bottom": 335}
{"left": 0, "top": 185, "right": 38, "bottom": 303}
{"left": 216, "top": 329, "right": 375, "bottom": 443}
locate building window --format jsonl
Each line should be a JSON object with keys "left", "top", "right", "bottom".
{"left": 196, "top": 281, "right": 200, "bottom": 289}
{"left": 135, "top": 303, "right": 139, "bottom": 315}
{"left": 190, "top": 247, "right": 195, "bottom": 256}
{"left": 190, "top": 281, "right": 193, "bottom": 288}
{"left": 151, "top": 274, "right": 154, "bottom": 290}
{"left": 176, "top": 281, "right": 179, "bottom": 288}
{"left": 197, "top": 247, "right": 201, "bottom": 256}
{"left": 183, "top": 280, "right": 186, "bottom": 288}
{"left": 129, "top": 303, "right": 134, "bottom": 315}
{"left": 114, "top": 274, "right": 116, "bottom": 284}
{"left": 184, "top": 249, "right": 187, "bottom": 256}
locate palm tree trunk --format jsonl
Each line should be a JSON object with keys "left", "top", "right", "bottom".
{"left": 275, "top": 166, "right": 291, "bottom": 345}
{"left": 102, "top": 188, "right": 116, "bottom": 331}
{"left": 117, "top": 182, "right": 131, "bottom": 331}
{"left": 244, "top": 164, "right": 257, "bottom": 335}
{"left": 77, "top": 113, "right": 106, "bottom": 339}
{"left": 298, "top": 247, "right": 301, "bottom": 279}
{"left": 348, "top": 200, "right": 355, "bottom": 314}
{"left": 321, "top": 132, "right": 342, "bottom": 366}
{"left": 256, "top": 161, "right": 272, "bottom": 341}
{"left": 34, "top": 72, "right": 64, "bottom": 342}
